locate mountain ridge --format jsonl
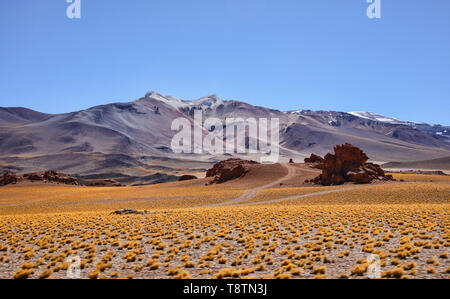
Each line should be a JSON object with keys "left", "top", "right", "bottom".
{"left": 1, "top": 91, "right": 449, "bottom": 180}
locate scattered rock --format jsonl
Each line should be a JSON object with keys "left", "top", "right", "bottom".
{"left": 112, "top": 209, "right": 149, "bottom": 215}
{"left": 178, "top": 175, "right": 198, "bottom": 182}
{"left": 289, "top": 159, "right": 295, "bottom": 164}
{"left": 86, "top": 179, "right": 124, "bottom": 187}
{"left": 307, "top": 144, "right": 395, "bottom": 186}
{"left": 0, "top": 172, "right": 19, "bottom": 186}
{"left": 206, "top": 159, "right": 259, "bottom": 185}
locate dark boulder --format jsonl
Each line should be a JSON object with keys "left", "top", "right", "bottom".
{"left": 112, "top": 209, "right": 149, "bottom": 215}
{"left": 206, "top": 159, "right": 259, "bottom": 185}
{"left": 178, "top": 175, "right": 198, "bottom": 182}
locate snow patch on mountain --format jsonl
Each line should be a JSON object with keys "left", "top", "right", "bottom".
{"left": 145, "top": 91, "right": 224, "bottom": 110}
{"left": 191, "top": 95, "right": 224, "bottom": 108}
{"left": 348, "top": 111, "right": 407, "bottom": 125}
{"left": 144, "top": 91, "right": 188, "bottom": 109}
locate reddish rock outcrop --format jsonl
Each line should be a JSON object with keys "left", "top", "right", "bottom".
{"left": 86, "top": 179, "right": 123, "bottom": 187}
{"left": 178, "top": 175, "right": 198, "bottom": 182}
{"left": 1, "top": 171, "right": 80, "bottom": 186}
{"left": 304, "top": 154, "right": 325, "bottom": 164}
{"left": 23, "top": 170, "right": 79, "bottom": 185}
{"left": 206, "top": 159, "right": 259, "bottom": 185}
{"left": 307, "top": 144, "right": 394, "bottom": 186}
{"left": 0, "top": 171, "right": 128, "bottom": 187}
{"left": 0, "top": 172, "right": 19, "bottom": 186}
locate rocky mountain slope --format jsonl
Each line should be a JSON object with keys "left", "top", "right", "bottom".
{"left": 382, "top": 156, "right": 450, "bottom": 171}
{"left": 0, "top": 91, "right": 449, "bottom": 180}
{"left": 349, "top": 111, "right": 450, "bottom": 144}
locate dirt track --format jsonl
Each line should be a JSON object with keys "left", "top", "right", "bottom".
{"left": 205, "top": 163, "right": 411, "bottom": 207}
{"left": 231, "top": 184, "right": 407, "bottom": 206}
{"left": 205, "top": 164, "right": 299, "bottom": 207}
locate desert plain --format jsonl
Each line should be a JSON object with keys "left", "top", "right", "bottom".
{"left": 0, "top": 163, "right": 449, "bottom": 279}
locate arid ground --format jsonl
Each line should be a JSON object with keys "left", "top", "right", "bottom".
{"left": 0, "top": 164, "right": 449, "bottom": 279}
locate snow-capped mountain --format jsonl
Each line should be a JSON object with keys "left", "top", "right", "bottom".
{"left": 144, "top": 91, "right": 224, "bottom": 110}
{"left": 349, "top": 111, "right": 449, "bottom": 143}
{"left": 0, "top": 91, "right": 449, "bottom": 178}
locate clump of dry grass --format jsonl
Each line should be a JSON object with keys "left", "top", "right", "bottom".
{"left": 88, "top": 270, "right": 100, "bottom": 279}
{"left": 350, "top": 264, "right": 368, "bottom": 277}
{"left": 0, "top": 180, "right": 448, "bottom": 280}
{"left": 312, "top": 266, "right": 326, "bottom": 275}
{"left": 216, "top": 268, "right": 233, "bottom": 279}
{"left": 381, "top": 268, "right": 404, "bottom": 279}
{"left": 426, "top": 257, "right": 438, "bottom": 265}
{"left": 403, "top": 261, "right": 416, "bottom": 271}
{"left": 39, "top": 269, "right": 52, "bottom": 279}
{"left": 14, "top": 269, "right": 34, "bottom": 279}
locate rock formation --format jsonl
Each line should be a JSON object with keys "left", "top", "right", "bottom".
{"left": 304, "top": 154, "right": 325, "bottom": 165}
{"left": 0, "top": 170, "right": 104, "bottom": 187}
{"left": 305, "top": 144, "right": 394, "bottom": 186}
{"left": 0, "top": 172, "right": 19, "bottom": 186}
{"left": 206, "top": 159, "right": 259, "bottom": 185}
{"left": 23, "top": 170, "right": 79, "bottom": 185}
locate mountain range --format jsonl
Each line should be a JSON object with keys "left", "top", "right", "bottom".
{"left": 1, "top": 91, "right": 449, "bottom": 183}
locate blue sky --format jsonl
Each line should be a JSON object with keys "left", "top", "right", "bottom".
{"left": 0, "top": 0, "right": 449, "bottom": 125}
